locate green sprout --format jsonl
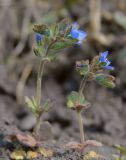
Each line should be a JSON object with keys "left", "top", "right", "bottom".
{"left": 67, "top": 51, "right": 115, "bottom": 144}
{"left": 115, "top": 145, "right": 126, "bottom": 160}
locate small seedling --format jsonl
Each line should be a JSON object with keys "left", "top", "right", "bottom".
{"left": 115, "top": 145, "right": 126, "bottom": 160}
{"left": 25, "top": 19, "right": 87, "bottom": 139}
{"left": 67, "top": 50, "right": 115, "bottom": 146}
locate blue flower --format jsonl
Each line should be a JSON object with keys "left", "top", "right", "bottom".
{"left": 70, "top": 23, "right": 87, "bottom": 44}
{"left": 99, "top": 51, "right": 114, "bottom": 70}
{"left": 36, "top": 33, "right": 42, "bottom": 45}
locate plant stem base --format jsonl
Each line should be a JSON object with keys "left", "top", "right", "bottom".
{"left": 66, "top": 140, "right": 102, "bottom": 150}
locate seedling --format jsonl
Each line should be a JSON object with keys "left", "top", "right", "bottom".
{"left": 25, "top": 19, "right": 87, "bottom": 139}
{"left": 67, "top": 51, "right": 115, "bottom": 146}
{"left": 115, "top": 145, "right": 126, "bottom": 160}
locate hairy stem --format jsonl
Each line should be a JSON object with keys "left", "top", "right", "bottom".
{"left": 36, "top": 59, "right": 46, "bottom": 108}
{"left": 77, "top": 110, "right": 85, "bottom": 143}
{"left": 34, "top": 59, "right": 47, "bottom": 136}
{"left": 78, "top": 75, "right": 87, "bottom": 143}
{"left": 79, "top": 75, "right": 87, "bottom": 97}
{"left": 36, "top": 41, "right": 53, "bottom": 108}
{"left": 34, "top": 112, "right": 42, "bottom": 136}
{"left": 35, "top": 43, "right": 52, "bottom": 136}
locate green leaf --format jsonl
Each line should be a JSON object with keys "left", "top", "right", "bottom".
{"left": 34, "top": 46, "right": 45, "bottom": 57}
{"left": 122, "top": 155, "right": 126, "bottom": 160}
{"left": 48, "top": 50, "right": 59, "bottom": 61}
{"left": 58, "top": 18, "right": 70, "bottom": 32}
{"left": 76, "top": 60, "right": 90, "bottom": 76}
{"left": 50, "top": 23, "right": 58, "bottom": 37}
{"left": 43, "top": 37, "right": 51, "bottom": 47}
{"left": 33, "top": 47, "right": 41, "bottom": 57}
{"left": 95, "top": 74, "right": 115, "bottom": 88}
{"left": 115, "top": 145, "right": 126, "bottom": 160}
{"left": 51, "top": 41, "right": 68, "bottom": 50}
{"left": 92, "top": 56, "right": 100, "bottom": 65}
{"left": 115, "top": 145, "right": 126, "bottom": 155}
{"left": 99, "top": 62, "right": 107, "bottom": 67}
{"left": 67, "top": 91, "right": 89, "bottom": 110}
{"left": 43, "top": 99, "right": 51, "bottom": 112}
{"left": 51, "top": 38, "right": 77, "bottom": 50}
{"left": 79, "top": 64, "right": 90, "bottom": 75}
{"left": 25, "top": 96, "right": 38, "bottom": 116}
{"left": 33, "top": 24, "right": 50, "bottom": 36}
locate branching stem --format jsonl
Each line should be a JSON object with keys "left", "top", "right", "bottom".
{"left": 34, "top": 42, "right": 53, "bottom": 137}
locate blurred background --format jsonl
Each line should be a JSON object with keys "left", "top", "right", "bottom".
{"left": 0, "top": 0, "right": 126, "bottom": 146}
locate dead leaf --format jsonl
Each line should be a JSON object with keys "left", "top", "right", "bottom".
{"left": 26, "top": 151, "right": 38, "bottom": 159}
{"left": 10, "top": 150, "right": 26, "bottom": 160}
{"left": 15, "top": 133, "right": 38, "bottom": 147}
{"left": 65, "top": 140, "right": 102, "bottom": 150}
{"left": 65, "top": 141, "right": 83, "bottom": 150}
{"left": 83, "top": 140, "right": 102, "bottom": 147}
{"left": 5, "top": 133, "right": 41, "bottom": 147}
{"left": 38, "top": 147, "right": 53, "bottom": 157}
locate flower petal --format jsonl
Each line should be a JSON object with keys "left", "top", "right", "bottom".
{"left": 70, "top": 29, "right": 79, "bottom": 39}
{"left": 103, "top": 65, "right": 114, "bottom": 70}
{"left": 72, "top": 22, "right": 79, "bottom": 29}
{"left": 101, "top": 51, "right": 108, "bottom": 59}
{"left": 99, "top": 56, "right": 106, "bottom": 62}
{"left": 78, "top": 30, "right": 87, "bottom": 41}
{"left": 70, "top": 23, "right": 87, "bottom": 44}
{"left": 106, "top": 60, "right": 111, "bottom": 66}
{"left": 36, "top": 33, "right": 42, "bottom": 44}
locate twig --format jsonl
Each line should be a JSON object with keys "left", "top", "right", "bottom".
{"left": 16, "top": 63, "right": 33, "bottom": 104}
{"left": 89, "top": 0, "right": 101, "bottom": 35}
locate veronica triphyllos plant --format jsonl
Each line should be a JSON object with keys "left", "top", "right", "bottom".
{"left": 25, "top": 19, "right": 87, "bottom": 139}
{"left": 67, "top": 50, "right": 115, "bottom": 148}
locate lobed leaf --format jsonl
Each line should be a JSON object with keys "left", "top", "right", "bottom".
{"left": 51, "top": 38, "right": 77, "bottom": 50}
{"left": 67, "top": 91, "right": 89, "bottom": 110}
{"left": 33, "top": 24, "right": 50, "bottom": 36}
{"left": 79, "top": 64, "right": 89, "bottom": 76}
{"left": 76, "top": 60, "right": 90, "bottom": 76}
{"left": 33, "top": 45, "right": 46, "bottom": 57}
{"left": 25, "top": 96, "right": 38, "bottom": 116}
{"left": 95, "top": 74, "right": 115, "bottom": 88}
{"left": 50, "top": 23, "right": 58, "bottom": 37}
{"left": 43, "top": 99, "right": 51, "bottom": 112}
{"left": 58, "top": 18, "right": 70, "bottom": 32}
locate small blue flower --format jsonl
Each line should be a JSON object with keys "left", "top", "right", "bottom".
{"left": 70, "top": 23, "right": 87, "bottom": 44}
{"left": 99, "top": 51, "right": 114, "bottom": 70}
{"left": 36, "top": 33, "right": 42, "bottom": 45}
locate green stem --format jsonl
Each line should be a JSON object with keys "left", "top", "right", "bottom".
{"left": 77, "top": 110, "right": 85, "bottom": 143}
{"left": 79, "top": 75, "right": 87, "bottom": 97}
{"left": 36, "top": 41, "right": 54, "bottom": 108}
{"left": 36, "top": 59, "right": 46, "bottom": 108}
{"left": 34, "top": 42, "right": 54, "bottom": 137}
{"left": 34, "top": 112, "right": 42, "bottom": 136}
{"left": 77, "top": 76, "right": 88, "bottom": 143}
{"left": 34, "top": 59, "right": 46, "bottom": 136}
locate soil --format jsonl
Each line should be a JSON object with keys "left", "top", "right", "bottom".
{"left": 0, "top": 137, "right": 119, "bottom": 160}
